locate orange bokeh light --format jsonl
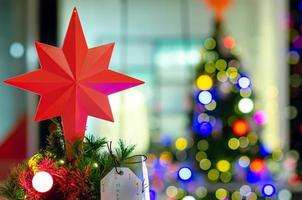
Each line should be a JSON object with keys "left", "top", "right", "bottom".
{"left": 232, "top": 119, "right": 249, "bottom": 136}
{"left": 250, "top": 159, "right": 265, "bottom": 173}
{"left": 223, "top": 36, "right": 236, "bottom": 49}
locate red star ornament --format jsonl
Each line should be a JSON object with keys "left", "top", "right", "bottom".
{"left": 4, "top": 8, "right": 144, "bottom": 145}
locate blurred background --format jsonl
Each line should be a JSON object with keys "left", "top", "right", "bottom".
{"left": 1, "top": 0, "right": 302, "bottom": 199}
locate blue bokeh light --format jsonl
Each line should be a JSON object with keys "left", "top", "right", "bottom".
{"left": 262, "top": 184, "right": 276, "bottom": 197}
{"left": 198, "top": 91, "right": 213, "bottom": 105}
{"left": 178, "top": 167, "right": 193, "bottom": 181}
{"left": 237, "top": 76, "right": 251, "bottom": 89}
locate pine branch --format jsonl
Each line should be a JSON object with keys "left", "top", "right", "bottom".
{"left": 115, "top": 139, "right": 136, "bottom": 162}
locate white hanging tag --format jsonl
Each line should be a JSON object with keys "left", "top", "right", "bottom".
{"left": 101, "top": 167, "right": 143, "bottom": 200}
{"left": 142, "top": 156, "right": 150, "bottom": 200}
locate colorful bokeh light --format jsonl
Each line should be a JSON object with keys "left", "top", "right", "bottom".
{"left": 232, "top": 119, "right": 249, "bottom": 136}
{"left": 198, "top": 91, "right": 213, "bottom": 105}
{"left": 250, "top": 159, "right": 265, "bottom": 174}
{"left": 196, "top": 75, "right": 213, "bottom": 90}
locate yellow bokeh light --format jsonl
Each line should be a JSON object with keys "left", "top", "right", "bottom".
{"left": 205, "top": 100, "right": 217, "bottom": 111}
{"left": 200, "top": 158, "right": 211, "bottom": 170}
{"left": 208, "top": 169, "right": 219, "bottom": 181}
{"left": 228, "top": 138, "right": 240, "bottom": 150}
{"left": 215, "top": 188, "right": 228, "bottom": 200}
{"left": 239, "top": 137, "right": 249, "bottom": 148}
{"left": 231, "top": 191, "right": 242, "bottom": 200}
{"left": 217, "top": 160, "right": 231, "bottom": 172}
{"left": 220, "top": 172, "right": 232, "bottom": 183}
{"left": 166, "top": 186, "right": 178, "bottom": 198}
{"left": 196, "top": 75, "right": 213, "bottom": 90}
{"left": 204, "top": 38, "right": 216, "bottom": 50}
{"left": 197, "top": 140, "right": 209, "bottom": 151}
{"left": 160, "top": 151, "right": 173, "bottom": 164}
{"left": 195, "top": 151, "right": 207, "bottom": 161}
{"left": 205, "top": 62, "right": 216, "bottom": 73}
{"left": 215, "top": 59, "right": 227, "bottom": 71}
{"left": 217, "top": 71, "right": 228, "bottom": 82}
{"left": 272, "top": 149, "right": 284, "bottom": 161}
{"left": 227, "top": 67, "right": 238, "bottom": 79}
{"left": 175, "top": 137, "right": 188, "bottom": 151}
{"left": 240, "top": 88, "right": 252, "bottom": 98}
{"left": 246, "top": 192, "right": 257, "bottom": 200}
{"left": 195, "top": 186, "right": 207, "bottom": 198}
{"left": 247, "top": 133, "right": 258, "bottom": 145}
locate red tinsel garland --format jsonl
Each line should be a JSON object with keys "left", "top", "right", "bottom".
{"left": 19, "top": 158, "right": 91, "bottom": 200}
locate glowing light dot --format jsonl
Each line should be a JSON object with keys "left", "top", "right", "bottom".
{"left": 208, "top": 169, "right": 219, "bottom": 181}
{"left": 215, "top": 188, "right": 228, "bottom": 199}
{"left": 278, "top": 189, "right": 292, "bottom": 200}
{"left": 231, "top": 191, "right": 242, "bottom": 200}
{"left": 217, "top": 160, "right": 231, "bottom": 172}
{"left": 262, "top": 184, "right": 276, "bottom": 197}
{"left": 178, "top": 167, "right": 193, "bottom": 181}
{"left": 215, "top": 59, "right": 227, "bottom": 71}
{"left": 182, "top": 196, "right": 196, "bottom": 200}
{"left": 197, "top": 140, "right": 209, "bottom": 151}
{"left": 9, "top": 42, "right": 24, "bottom": 58}
{"left": 175, "top": 137, "right": 188, "bottom": 151}
{"left": 195, "top": 186, "right": 207, "bottom": 198}
{"left": 200, "top": 159, "right": 211, "bottom": 170}
{"left": 253, "top": 111, "right": 268, "bottom": 125}
{"left": 238, "top": 76, "right": 251, "bottom": 89}
{"left": 250, "top": 159, "right": 265, "bottom": 173}
{"left": 240, "top": 88, "right": 252, "bottom": 98}
{"left": 238, "top": 156, "right": 250, "bottom": 168}
{"left": 238, "top": 98, "right": 254, "bottom": 113}
{"left": 198, "top": 91, "right": 213, "bottom": 105}
{"left": 32, "top": 171, "right": 54, "bottom": 193}
{"left": 204, "top": 38, "right": 216, "bottom": 50}
{"left": 232, "top": 119, "right": 249, "bottom": 137}
{"left": 220, "top": 172, "right": 232, "bottom": 183}
{"left": 223, "top": 36, "right": 236, "bottom": 49}
{"left": 228, "top": 138, "right": 240, "bottom": 150}
{"left": 160, "top": 151, "right": 173, "bottom": 164}
{"left": 196, "top": 75, "right": 213, "bottom": 90}
{"left": 166, "top": 186, "right": 178, "bottom": 198}
{"left": 205, "top": 100, "right": 217, "bottom": 111}
{"left": 205, "top": 62, "right": 216, "bottom": 73}
{"left": 240, "top": 185, "right": 251, "bottom": 197}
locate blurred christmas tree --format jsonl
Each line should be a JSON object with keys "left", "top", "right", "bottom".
{"left": 147, "top": 1, "right": 299, "bottom": 199}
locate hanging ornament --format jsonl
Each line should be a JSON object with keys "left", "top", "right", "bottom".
{"left": 4, "top": 8, "right": 144, "bottom": 148}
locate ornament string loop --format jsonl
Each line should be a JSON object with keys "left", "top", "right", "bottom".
{"left": 106, "top": 141, "right": 123, "bottom": 175}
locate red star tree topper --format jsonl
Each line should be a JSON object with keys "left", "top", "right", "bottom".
{"left": 4, "top": 8, "right": 144, "bottom": 145}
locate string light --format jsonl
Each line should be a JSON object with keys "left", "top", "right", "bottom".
{"left": 250, "top": 159, "right": 265, "bottom": 173}
{"left": 262, "top": 184, "right": 276, "bottom": 197}
{"left": 178, "top": 167, "right": 193, "bottom": 181}
{"left": 175, "top": 137, "right": 188, "bottom": 151}
{"left": 32, "top": 171, "right": 54, "bottom": 193}
{"left": 216, "top": 160, "right": 231, "bottom": 172}
{"left": 232, "top": 119, "right": 249, "bottom": 136}
{"left": 196, "top": 75, "right": 213, "bottom": 90}
{"left": 198, "top": 91, "right": 213, "bottom": 105}
{"left": 238, "top": 98, "right": 254, "bottom": 113}
{"left": 223, "top": 36, "right": 236, "bottom": 49}
{"left": 237, "top": 76, "right": 251, "bottom": 89}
